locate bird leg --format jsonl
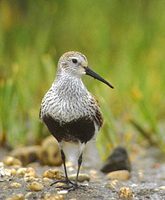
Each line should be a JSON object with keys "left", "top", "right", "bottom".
{"left": 75, "top": 153, "right": 83, "bottom": 185}
{"left": 50, "top": 149, "right": 75, "bottom": 189}
{"left": 51, "top": 146, "right": 85, "bottom": 191}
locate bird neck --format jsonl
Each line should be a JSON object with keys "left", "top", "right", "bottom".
{"left": 52, "top": 73, "right": 89, "bottom": 97}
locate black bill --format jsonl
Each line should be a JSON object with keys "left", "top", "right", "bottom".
{"left": 85, "top": 67, "right": 114, "bottom": 89}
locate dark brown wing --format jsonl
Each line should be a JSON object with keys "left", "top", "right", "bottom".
{"left": 91, "top": 95, "right": 103, "bottom": 129}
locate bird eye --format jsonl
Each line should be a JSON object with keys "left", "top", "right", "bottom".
{"left": 72, "top": 58, "right": 78, "bottom": 64}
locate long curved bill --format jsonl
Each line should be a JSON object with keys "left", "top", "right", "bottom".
{"left": 85, "top": 67, "right": 114, "bottom": 89}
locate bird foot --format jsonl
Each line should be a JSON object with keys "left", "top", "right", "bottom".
{"left": 50, "top": 179, "right": 77, "bottom": 190}
{"left": 50, "top": 179, "right": 86, "bottom": 191}
{"left": 50, "top": 179, "right": 73, "bottom": 186}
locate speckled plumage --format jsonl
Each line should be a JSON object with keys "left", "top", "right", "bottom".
{"left": 39, "top": 51, "right": 113, "bottom": 189}
{"left": 40, "top": 51, "right": 103, "bottom": 143}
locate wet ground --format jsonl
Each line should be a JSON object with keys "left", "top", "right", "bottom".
{"left": 0, "top": 148, "right": 165, "bottom": 200}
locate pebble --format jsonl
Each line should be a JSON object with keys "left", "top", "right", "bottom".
{"left": 10, "top": 145, "right": 41, "bottom": 166}
{"left": 57, "top": 190, "right": 68, "bottom": 195}
{"left": 6, "top": 194, "right": 24, "bottom": 200}
{"left": 106, "top": 180, "right": 119, "bottom": 190}
{"left": 159, "top": 186, "right": 165, "bottom": 190}
{"left": 28, "top": 181, "right": 44, "bottom": 191}
{"left": 10, "top": 168, "right": 17, "bottom": 176}
{"left": 43, "top": 193, "right": 64, "bottom": 200}
{"left": 0, "top": 162, "right": 4, "bottom": 167}
{"left": 24, "top": 167, "right": 36, "bottom": 178}
{"left": 138, "top": 169, "right": 144, "bottom": 181}
{"left": 10, "top": 182, "right": 22, "bottom": 188}
{"left": 69, "top": 173, "right": 90, "bottom": 182}
{"left": 3, "top": 156, "right": 22, "bottom": 167}
{"left": 24, "top": 192, "right": 33, "bottom": 199}
{"left": 24, "top": 176, "right": 38, "bottom": 182}
{"left": 43, "top": 169, "right": 63, "bottom": 180}
{"left": 16, "top": 167, "right": 36, "bottom": 178}
{"left": 107, "top": 170, "right": 130, "bottom": 181}
{"left": 0, "top": 167, "right": 11, "bottom": 177}
{"left": 41, "top": 136, "right": 62, "bottom": 166}
{"left": 16, "top": 168, "right": 27, "bottom": 176}
{"left": 43, "top": 177, "right": 52, "bottom": 182}
{"left": 118, "top": 186, "right": 134, "bottom": 199}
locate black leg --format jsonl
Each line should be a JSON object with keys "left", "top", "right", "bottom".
{"left": 51, "top": 149, "right": 85, "bottom": 191}
{"left": 75, "top": 153, "right": 83, "bottom": 185}
{"left": 50, "top": 149, "right": 73, "bottom": 187}
{"left": 61, "top": 149, "right": 69, "bottom": 181}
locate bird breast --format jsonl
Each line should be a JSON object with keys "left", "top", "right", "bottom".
{"left": 40, "top": 77, "right": 101, "bottom": 124}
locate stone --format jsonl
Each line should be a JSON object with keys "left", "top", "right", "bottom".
{"left": 43, "top": 193, "right": 64, "bottom": 200}
{"left": 3, "top": 156, "right": 22, "bottom": 167}
{"left": 43, "top": 177, "right": 52, "bottom": 182}
{"left": 6, "top": 194, "right": 24, "bottom": 200}
{"left": 0, "top": 167, "right": 11, "bottom": 177}
{"left": 118, "top": 186, "right": 134, "bottom": 199}
{"left": 41, "top": 136, "right": 62, "bottom": 166}
{"left": 28, "top": 181, "right": 44, "bottom": 191}
{"left": 16, "top": 167, "right": 36, "bottom": 179}
{"left": 106, "top": 180, "right": 119, "bottom": 190}
{"left": 24, "top": 192, "right": 34, "bottom": 199}
{"left": 159, "top": 186, "right": 165, "bottom": 190}
{"left": 101, "top": 147, "right": 131, "bottom": 173}
{"left": 10, "top": 182, "right": 21, "bottom": 188}
{"left": 24, "top": 176, "right": 37, "bottom": 182}
{"left": 107, "top": 170, "right": 130, "bottom": 181}
{"left": 0, "top": 162, "right": 4, "bottom": 167}
{"left": 9, "top": 168, "right": 17, "bottom": 176}
{"left": 10, "top": 146, "right": 42, "bottom": 166}
{"left": 16, "top": 168, "right": 27, "bottom": 176}
{"left": 69, "top": 173, "right": 90, "bottom": 182}
{"left": 57, "top": 190, "right": 68, "bottom": 195}
{"left": 24, "top": 167, "right": 36, "bottom": 178}
{"left": 43, "top": 169, "right": 63, "bottom": 180}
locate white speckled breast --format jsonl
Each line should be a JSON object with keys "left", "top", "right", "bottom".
{"left": 40, "top": 74, "right": 102, "bottom": 127}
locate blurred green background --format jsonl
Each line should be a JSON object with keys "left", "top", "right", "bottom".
{"left": 0, "top": 0, "right": 165, "bottom": 157}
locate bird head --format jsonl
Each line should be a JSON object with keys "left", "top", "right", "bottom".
{"left": 57, "top": 51, "right": 114, "bottom": 88}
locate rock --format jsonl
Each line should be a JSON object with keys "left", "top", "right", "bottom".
{"left": 43, "top": 177, "right": 52, "bottom": 182}
{"left": 28, "top": 181, "right": 44, "bottom": 191}
{"left": 24, "top": 176, "right": 38, "bottom": 182}
{"left": 16, "top": 167, "right": 36, "bottom": 178}
{"left": 43, "top": 169, "right": 63, "bottom": 180}
{"left": 158, "top": 186, "right": 165, "bottom": 190}
{"left": 41, "top": 136, "right": 62, "bottom": 166}
{"left": 101, "top": 146, "right": 131, "bottom": 173}
{"left": 57, "top": 190, "right": 68, "bottom": 195}
{"left": 138, "top": 169, "right": 144, "bottom": 181}
{"left": 24, "top": 167, "right": 36, "bottom": 178}
{"left": 106, "top": 179, "right": 119, "bottom": 190}
{"left": 69, "top": 173, "right": 90, "bottom": 182}
{"left": 9, "top": 168, "right": 17, "bottom": 176}
{"left": 0, "top": 162, "right": 4, "bottom": 167}
{"left": 3, "top": 156, "right": 22, "bottom": 167}
{"left": 24, "top": 192, "right": 33, "bottom": 199}
{"left": 0, "top": 167, "right": 11, "bottom": 177}
{"left": 0, "top": 167, "right": 12, "bottom": 182}
{"left": 10, "top": 182, "right": 21, "bottom": 188}
{"left": 107, "top": 170, "right": 130, "bottom": 181}
{"left": 6, "top": 194, "right": 24, "bottom": 200}
{"left": 43, "top": 193, "right": 64, "bottom": 200}
{"left": 16, "top": 168, "right": 27, "bottom": 176}
{"left": 10, "top": 146, "right": 42, "bottom": 166}
{"left": 118, "top": 186, "right": 134, "bottom": 199}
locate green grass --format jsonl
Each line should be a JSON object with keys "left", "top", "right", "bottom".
{"left": 0, "top": 0, "right": 165, "bottom": 157}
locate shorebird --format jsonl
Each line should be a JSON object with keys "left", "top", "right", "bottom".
{"left": 39, "top": 51, "right": 114, "bottom": 190}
